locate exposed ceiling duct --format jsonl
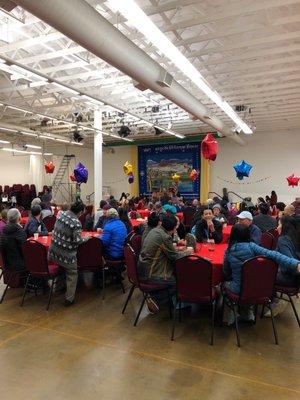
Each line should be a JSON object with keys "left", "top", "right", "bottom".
{"left": 13, "top": 0, "right": 245, "bottom": 145}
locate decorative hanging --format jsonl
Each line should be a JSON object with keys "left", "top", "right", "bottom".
{"left": 74, "top": 162, "right": 88, "bottom": 184}
{"left": 217, "top": 175, "right": 271, "bottom": 185}
{"left": 44, "top": 161, "right": 55, "bottom": 174}
{"left": 189, "top": 169, "right": 198, "bottom": 182}
{"left": 123, "top": 161, "right": 133, "bottom": 176}
{"left": 172, "top": 173, "right": 181, "bottom": 183}
{"left": 128, "top": 173, "right": 134, "bottom": 184}
{"left": 201, "top": 133, "right": 218, "bottom": 161}
{"left": 286, "top": 174, "right": 300, "bottom": 187}
{"left": 233, "top": 160, "right": 253, "bottom": 180}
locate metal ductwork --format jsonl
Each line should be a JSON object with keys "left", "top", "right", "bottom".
{"left": 13, "top": 0, "right": 244, "bottom": 145}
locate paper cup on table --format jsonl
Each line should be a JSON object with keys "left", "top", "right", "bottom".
{"left": 33, "top": 233, "right": 39, "bottom": 240}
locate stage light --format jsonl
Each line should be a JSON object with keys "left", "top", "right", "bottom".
{"left": 118, "top": 125, "right": 131, "bottom": 138}
{"left": 73, "top": 130, "right": 86, "bottom": 143}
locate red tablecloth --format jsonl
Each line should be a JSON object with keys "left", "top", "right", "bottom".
{"left": 33, "top": 231, "right": 99, "bottom": 249}
{"left": 135, "top": 209, "right": 183, "bottom": 221}
{"left": 222, "top": 225, "right": 232, "bottom": 244}
{"left": 193, "top": 243, "right": 227, "bottom": 285}
{"left": 131, "top": 218, "right": 147, "bottom": 227}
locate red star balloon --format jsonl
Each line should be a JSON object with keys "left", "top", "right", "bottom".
{"left": 201, "top": 133, "right": 218, "bottom": 161}
{"left": 286, "top": 174, "right": 300, "bottom": 187}
{"left": 189, "top": 169, "right": 198, "bottom": 182}
{"left": 44, "top": 161, "right": 55, "bottom": 174}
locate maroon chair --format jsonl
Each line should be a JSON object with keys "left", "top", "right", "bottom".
{"left": 183, "top": 206, "right": 196, "bottom": 231}
{"left": 102, "top": 256, "right": 126, "bottom": 299}
{"left": 274, "top": 283, "right": 300, "bottom": 327}
{"left": 77, "top": 237, "right": 103, "bottom": 293}
{"left": 43, "top": 215, "right": 57, "bottom": 232}
{"left": 128, "top": 234, "right": 142, "bottom": 257}
{"left": 172, "top": 256, "right": 217, "bottom": 345}
{"left": 21, "top": 240, "right": 63, "bottom": 310}
{"left": 267, "top": 228, "right": 279, "bottom": 250}
{"left": 223, "top": 256, "right": 278, "bottom": 347}
{"left": 122, "top": 244, "right": 170, "bottom": 326}
{"left": 260, "top": 232, "right": 274, "bottom": 250}
{"left": 129, "top": 211, "right": 138, "bottom": 219}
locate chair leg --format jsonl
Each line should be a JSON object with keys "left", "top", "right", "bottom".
{"left": 254, "top": 305, "right": 258, "bottom": 325}
{"left": 122, "top": 284, "right": 135, "bottom": 314}
{"left": 210, "top": 300, "right": 216, "bottom": 346}
{"left": 233, "top": 305, "right": 240, "bottom": 347}
{"left": 0, "top": 270, "right": 3, "bottom": 281}
{"left": 46, "top": 278, "right": 55, "bottom": 311}
{"left": 0, "top": 273, "right": 12, "bottom": 304}
{"left": 260, "top": 304, "right": 265, "bottom": 318}
{"left": 167, "top": 290, "right": 173, "bottom": 320}
{"left": 269, "top": 304, "right": 279, "bottom": 345}
{"left": 171, "top": 300, "right": 178, "bottom": 341}
{"left": 178, "top": 301, "right": 182, "bottom": 323}
{"left": 102, "top": 268, "right": 106, "bottom": 300}
{"left": 133, "top": 294, "right": 146, "bottom": 327}
{"left": 288, "top": 295, "right": 300, "bottom": 327}
{"left": 120, "top": 279, "right": 126, "bottom": 294}
{"left": 20, "top": 274, "right": 30, "bottom": 307}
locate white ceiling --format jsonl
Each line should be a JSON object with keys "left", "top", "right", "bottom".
{"left": 0, "top": 0, "right": 300, "bottom": 148}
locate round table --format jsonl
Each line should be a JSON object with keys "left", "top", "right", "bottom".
{"left": 193, "top": 243, "right": 227, "bottom": 285}
{"left": 222, "top": 225, "right": 232, "bottom": 243}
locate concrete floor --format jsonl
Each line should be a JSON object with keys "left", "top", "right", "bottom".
{"left": 0, "top": 280, "right": 299, "bottom": 400}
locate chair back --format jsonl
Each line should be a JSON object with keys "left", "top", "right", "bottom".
{"left": 174, "top": 256, "right": 213, "bottom": 302}
{"left": 77, "top": 237, "right": 103, "bottom": 268}
{"left": 267, "top": 228, "right": 279, "bottom": 249}
{"left": 124, "top": 244, "right": 139, "bottom": 286}
{"left": 240, "top": 256, "right": 278, "bottom": 304}
{"left": 22, "top": 240, "right": 50, "bottom": 276}
{"left": 130, "top": 234, "right": 142, "bottom": 256}
{"left": 260, "top": 231, "right": 274, "bottom": 249}
{"left": 129, "top": 211, "right": 138, "bottom": 219}
{"left": 43, "top": 215, "right": 56, "bottom": 232}
{"left": 183, "top": 207, "right": 196, "bottom": 227}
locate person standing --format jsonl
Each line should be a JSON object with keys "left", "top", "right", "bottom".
{"left": 49, "top": 202, "right": 89, "bottom": 306}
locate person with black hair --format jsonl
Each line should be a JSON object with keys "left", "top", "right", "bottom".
{"left": 141, "top": 211, "right": 160, "bottom": 245}
{"left": 24, "top": 205, "right": 48, "bottom": 238}
{"left": 139, "top": 214, "right": 192, "bottom": 284}
{"left": 94, "top": 199, "right": 108, "bottom": 227}
{"left": 118, "top": 207, "right": 133, "bottom": 234}
{"left": 253, "top": 202, "right": 277, "bottom": 232}
{"left": 49, "top": 201, "right": 89, "bottom": 306}
{"left": 193, "top": 208, "right": 223, "bottom": 244}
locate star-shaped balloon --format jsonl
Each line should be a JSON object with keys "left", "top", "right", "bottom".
{"left": 233, "top": 160, "right": 252, "bottom": 180}
{"left": 44, "top": 161, "right": 55, "bottom": 174}
{"left": 74, "top": 162, "right": 88, "bottom": 184}
{"left": 201, "top": 133, "right": 218, "bottom": 161}
{"left": 172, "top": 173, "right": 181, "bottom": 183}
{"left": 189, "top": 169, "right": 198, "bottom": 182}
{"left": 123, "top": 161, "right": 133, "bottom": 176}
{"left": 286, "top": 174, "right": 300, "bottom": 187}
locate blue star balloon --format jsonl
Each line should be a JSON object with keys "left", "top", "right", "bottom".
{"left": 233, "top": 160, "right": 252, "bottom": 180}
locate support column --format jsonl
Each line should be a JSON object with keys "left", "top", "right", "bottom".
{"left": 94, "top": 109, "right": 102, "bottom": 211}
{"left": 29, "top": 154, "right": 44, "bottom": 193}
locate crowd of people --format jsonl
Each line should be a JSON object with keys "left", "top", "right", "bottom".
{"left": 0, "top": 187, "right": 299, "bottom": 322}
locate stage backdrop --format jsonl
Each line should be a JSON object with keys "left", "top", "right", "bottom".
{"left": 138, "top": 142, "right": 201, "bottom": 198}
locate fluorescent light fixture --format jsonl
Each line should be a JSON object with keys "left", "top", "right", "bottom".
{"left": 39, "top": 135, "right": 56, "bottom": 141}
{"left": 165, "top": 129, "right": 185, "bottom": 139}
{"left": 29, "top": 81, "right": 49, "bottom": 88}
{"left": 7, "top": 104, "right": 32, "bottom": 113}
{"left": 80, "top": 94, "right": 104, "bottom": 106}
{"left": 0, "top": 126, "right": 18, "bottom": 132}
{"left": 29, "top": 151, "right": 43, "bottom": 155}
{"left": 107, "top": 0, "right": 253, "bottom": 134}
{"left": 26, "top": 144, "right": 42, "bottom": 149}
{"left": 21, "top": 131, "right": 38, "bottom": 137}
{"left": 55, "top": 138, "right": 70, "bottom": 143}
{"left": 52, "top": 82, "right": 79, "bottom": 95}
{"left": 43, "top": 153, "right": 53, "bottom": 156}
{"left": 122, "top": 137, "right": 134, "bottom": 142}
{"left": 70, "top": 141, "right": 84, "bottom": 146}
{"left": 0, "top": 140, "right": 10, "bottom": 144}
{"left": 2, "top": 147, "right": 28, "bottom": 154}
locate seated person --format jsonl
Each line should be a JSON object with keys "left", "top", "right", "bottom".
{"left": 236, "top": 211, "right": 261, "bottom": 244}
{"left": 276, "top": 216, "right": 300, "bottom": 287}
{"left": 94, "top": 204, "right": 110, "bottom": 230}
{"left": 163, "top": 202, "right": 177, "bottom": 215}
{"left": 0, "top": 208, "right": 8, "bottom": 236}
{"left": 154, "top": 201, "right": 166, "bottom": 219}
{"left": 40, "top": 202, "right": 53, "bottom": 219}
{"left": 93, "top": 200, "right": 108, "bottom": 227}
{"left": 223, "top": 224, "right": 300, "bottom": 295}
{"left": 284, "top": 204, "right": 295, "bottom": 217}
{"left": 193, "top": 208, "right": 223, "bottom": 244}
{"left": 100, "top": 208, "right": 127, "bottom": 260}
{"left": 212, "top": 204, "right": 227, "bottom": 224}
{"left": 141, "top": 212, "right": 160, "bottom": 245}
{"left": 24, "top": 205, "right": 48, "bottom": 237}
{"left": 138, "top": 214, "right": 192, "bottom": 284}
{"left": 253, "top": 203, "right": 277, "bottom": 232}
{"left": 0, "top": 208, "right": 26, "bottom": 272}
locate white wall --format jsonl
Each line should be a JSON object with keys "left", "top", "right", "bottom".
{"left": 210, "top": 130, "right": 300, "bottom": 204}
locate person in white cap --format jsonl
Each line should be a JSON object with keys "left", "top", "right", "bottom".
{"left": 236, "top": 210, "right": 262, "bottom": 244}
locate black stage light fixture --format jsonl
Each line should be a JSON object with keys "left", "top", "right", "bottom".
{"left": 154, "top": 127, "right": 163, "bottom": 135}
{"left": 118, "top": 125, "right": 131, "bottom": 138}
{"left": 73, "top": 130, "right": 86, "bottom": 143}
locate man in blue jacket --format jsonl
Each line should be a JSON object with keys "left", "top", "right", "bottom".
{"left": 24, "top": 205, "right": 48, "bottom": 238}
{"left": 236, "top": 211, "right": 262, "bottom": 244}
{"left": 100, "top": 208, "right": 127, "bottom": 260}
